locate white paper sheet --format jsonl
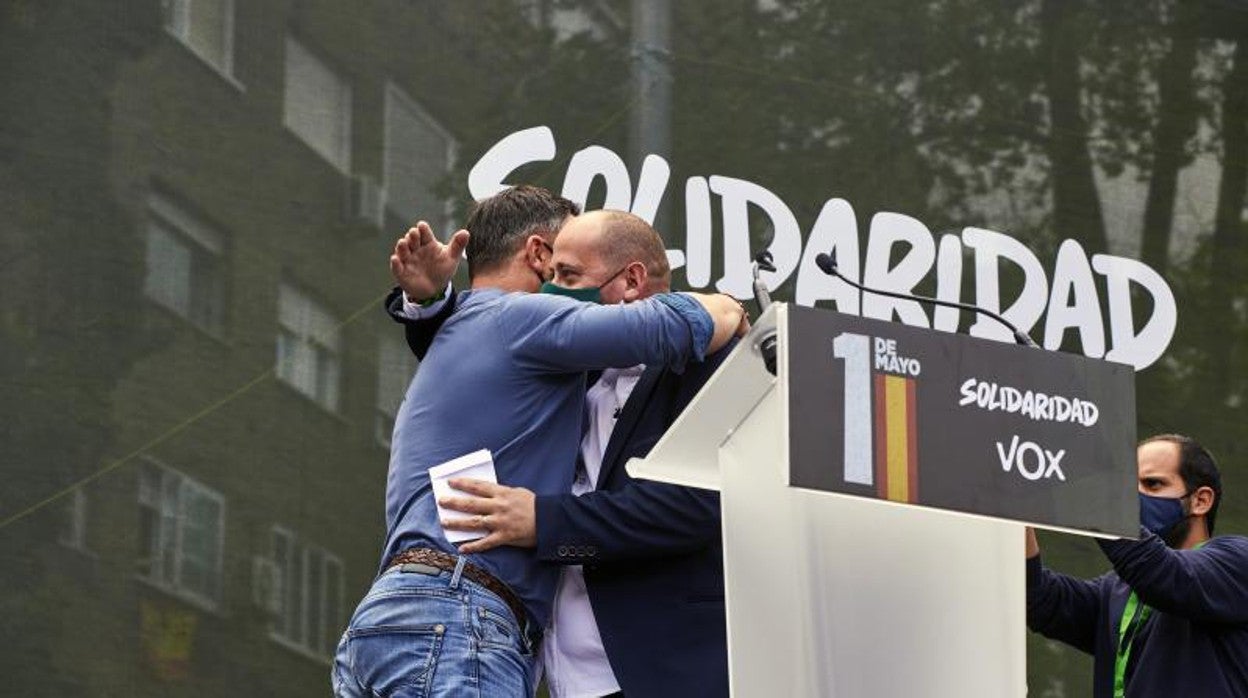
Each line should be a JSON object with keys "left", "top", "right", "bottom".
{"left": 428, "top": 449, "right": 497, "bottom": 543}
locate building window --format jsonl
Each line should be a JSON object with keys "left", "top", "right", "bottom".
{"left": 58, "top": 487, "right": 90, "bottom": 552}
{"left": 269, "top": 527, "right": 344, "bottom": 659}
{"left": 375, "top": 334, "right": 419, "bottom": 447}
{"left": 276, "top": 284, "right": 342, "bottom": 412}
{"left": 283, "top": 37, "right": 352, "bottom": 172}
{"left": 383, "top": 84, "right": 456, "bottom": 228}
{"left": 137, "top": 461, "right": 225, "bottom": 609}
{"left": 162, "top": 0, "right": 235, "bottom": 77}
{"left": 143, "top": 193, "right": 226, "bottom": 335}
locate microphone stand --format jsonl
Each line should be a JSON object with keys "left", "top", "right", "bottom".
{"left": 814, "top": 251, "right": 1039, "bottom": 348}
{"left": 752, "top": 250, "right": 779, "bottom": 375}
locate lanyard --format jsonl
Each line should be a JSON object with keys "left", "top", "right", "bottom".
{"left": 1113, "top": 540, "right": 1208, "bottom": 697}
{"left": 1113, "top": 591, "right": 1151, "bottom": 698}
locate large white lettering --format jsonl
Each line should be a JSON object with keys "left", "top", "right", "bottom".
{"left": 468, "top": 126, "right": 1179, "bottom": 371}
{"left": 861, "top": 212, "right": 935, "bottom": 328}
{"left": 1045, "top": 240, "right": 1105, "bottom": 357}
{"left": 562, "top": 145, "right": 634, "bottom": 212}
{"left": 795, "top": 198, "right": 861, "bottom": 315}
{"left": 1092, "top": 254, "right": 1177, "bottom": 370}
{"left": 467, "top": 126, "right": 556, "bottom": 198}
{"left": 933, "top": 234, "right": 964, "bottom": 333}
{"left": 682, "top": 176, "right": 712, "bottom": 286}
{"left": 961, "top": 227, "right": 1049, "bottom": 344}
{"left": 709, "top": 176, "right": 802, "bottom": 298}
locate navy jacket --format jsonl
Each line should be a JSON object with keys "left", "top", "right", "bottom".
{"left": 387, "top": 288, "right": 730, "bottom": 697}
{"left": 1027, "top": 530, "right": 1248, "bottom": 698}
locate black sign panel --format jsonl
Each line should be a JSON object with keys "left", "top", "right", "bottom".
{"left": 787, "top": 305, "right": 1138, "bottom": 536}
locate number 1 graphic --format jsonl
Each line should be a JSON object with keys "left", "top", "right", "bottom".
{"left": 832, "top": 332, "right": 873, "bottom": 485}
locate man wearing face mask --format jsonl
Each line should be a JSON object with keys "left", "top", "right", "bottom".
{"left": 387, "top": 208, "right": 734, "bottom": 697}
{"left": 1025, "top": 434, "right": 1248, "bottom": 698}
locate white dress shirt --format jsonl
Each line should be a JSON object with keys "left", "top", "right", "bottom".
{"left": 542, "top": 365, "right": 644, "bottom": 698}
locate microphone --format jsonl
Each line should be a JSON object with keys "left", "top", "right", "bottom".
{"left": 751, "top": 250, "right": 779, "bottom": 375}
{"left": 813, "top": 251, "right": 1039, "bottom": 348}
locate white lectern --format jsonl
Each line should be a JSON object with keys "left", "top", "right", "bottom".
{"left": 629, "top": 303, "right": 1137, "bottom": 697}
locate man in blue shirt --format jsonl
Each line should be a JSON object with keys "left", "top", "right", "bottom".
{"left": 1026, "top": 434, "right": 1248, "bottom": 697}
{"left": 331, "top": 186, "right": 746, "bottom": 698}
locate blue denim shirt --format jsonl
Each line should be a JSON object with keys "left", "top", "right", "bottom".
{"left": 382, "top": 288, "right": 712, "bottom": 628}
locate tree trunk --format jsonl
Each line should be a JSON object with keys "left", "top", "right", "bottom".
{"left": 1040, "top": 0, "right": 1109, "bottom": 253}
{"left": 1140, "top": 5, "right": 1201, "bottom": 275}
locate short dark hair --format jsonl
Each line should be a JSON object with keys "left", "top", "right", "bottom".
{"left": 597, "top": 210, "right": 671, "bottom": 285}
{"left": 463, "top": 185, "right": 580, "bottom": 279}
{"left": 1142, "top": 433, "right": 1223, "bottom": 534}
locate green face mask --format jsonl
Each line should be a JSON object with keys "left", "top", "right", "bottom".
{"left": 539, "top": 282, "right": 602, "bottom": 304}
{"left": 539, "top": 265, "right": 629, "bottom": 304}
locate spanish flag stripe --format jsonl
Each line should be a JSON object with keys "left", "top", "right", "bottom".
{"left": 873, "top": 374, "right": 919, "bottom": 504}
{"left": 885, "top": 375, "right": 910, "bottom": 502}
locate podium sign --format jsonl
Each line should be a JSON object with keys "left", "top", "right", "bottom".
{"left": 629, "top": 303, "right": 1139, "bottom": 696}
{"left": 787, "top": 305, "right": 1138, "bottom": 536}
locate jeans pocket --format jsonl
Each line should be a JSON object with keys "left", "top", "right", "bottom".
{"left": 347, "top": 624, "right": 446, "bottom": 698}
{"left": 472, "top": 608, "right": 535, "bottom": 697}
{"left": 472, "top": 606, "right": 521, "bottom": 652}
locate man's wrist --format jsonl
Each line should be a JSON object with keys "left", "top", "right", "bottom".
{"left": 406, "top": 287, "right": 448, "bottom": 307}
{"left": 404, "top": 279, "right": 453, "bottom": 306}
{"left": 398, "top": 281, "right": 453, "bottom": 319}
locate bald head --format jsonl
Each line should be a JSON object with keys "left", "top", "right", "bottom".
{"left": 551, "top": 210, "right": 672, "bottom": 303}
{"left": 577, "top": 210, "right": 670, "bottom": 283}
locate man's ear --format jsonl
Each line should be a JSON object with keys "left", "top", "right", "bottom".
{"left": 525, "top": 235, "right": 551, "bottom": 273}
{"left": 620, "top": 261, "right": 648, "bottom": 302}
{"left": 1190, "top": 485, "right": 1216, "bottom": 518}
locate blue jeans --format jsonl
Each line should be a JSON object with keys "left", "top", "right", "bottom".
{"left": 332, "top": 559, "right": 537, "bottom": 697}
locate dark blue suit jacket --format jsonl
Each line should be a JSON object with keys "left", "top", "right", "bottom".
{"left": 386, "top": 288, "right": 730, "bottom": 697}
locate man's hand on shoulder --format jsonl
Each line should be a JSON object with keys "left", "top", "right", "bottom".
{"left": 439, "top": 478, "right": 537, "bottom": 554}
{"left": 390, "top": 221, "right": 469, "bottom": 302}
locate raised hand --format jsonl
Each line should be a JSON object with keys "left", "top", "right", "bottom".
{"left": 389, "top": 221, "right": 470, "bottom": 301}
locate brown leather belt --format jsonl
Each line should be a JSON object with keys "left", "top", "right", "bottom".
{"left": 386, "top": 548, "right": 528, "bottom": 629}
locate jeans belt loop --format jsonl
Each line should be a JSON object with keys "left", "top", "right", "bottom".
{"left": 448, "top": 555, "right": 467, "bottom": 590}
